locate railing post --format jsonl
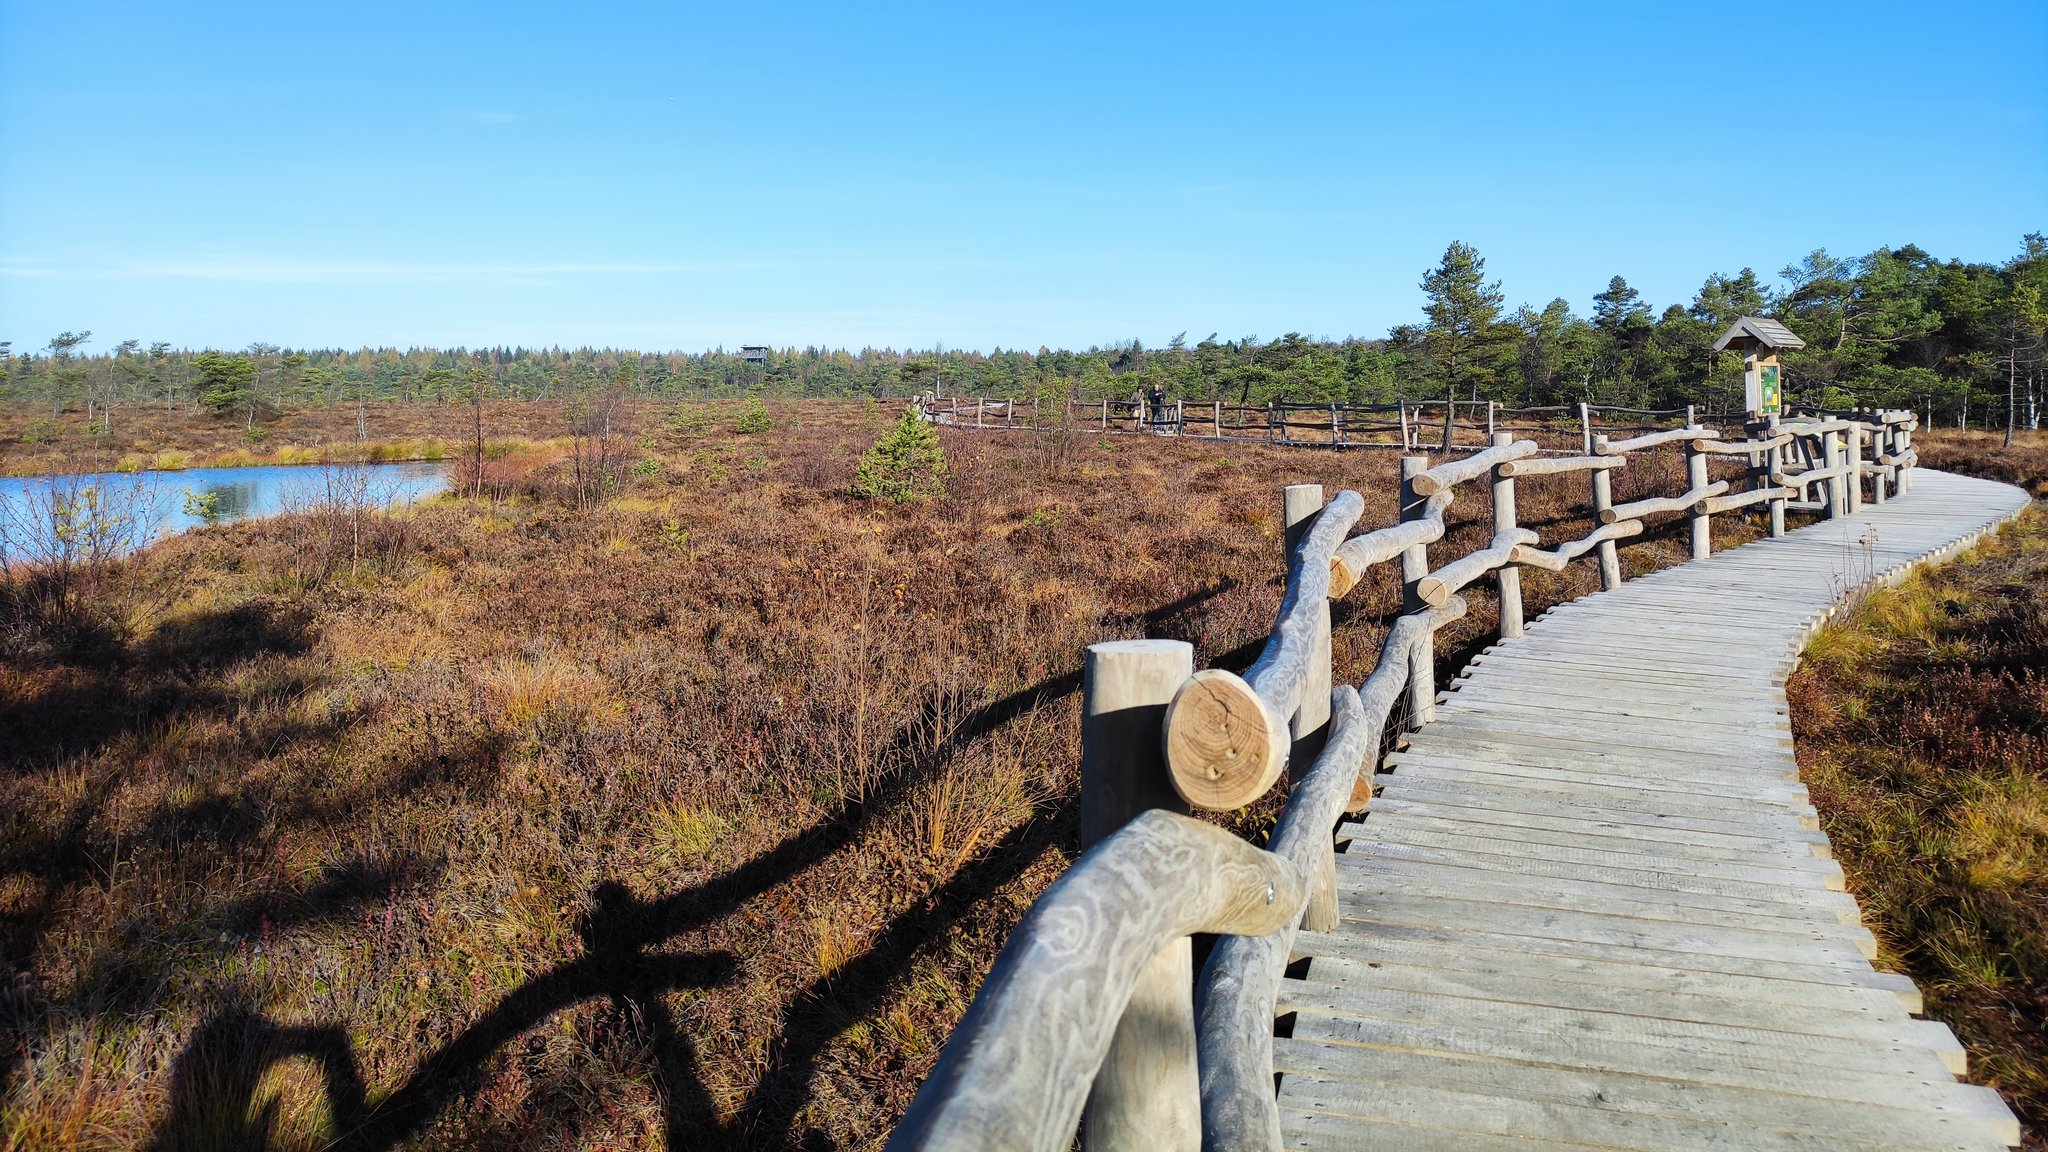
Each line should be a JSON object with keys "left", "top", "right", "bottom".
{"left": 1399, "top": 456, "right": 1436, "bottom": 729}
{"left": 1486, "top": 400, "right": 1497, "bottom": 440}
{"left": 1079, "top": 639, "right": 1199, "bottom": 1152}
{"left": 1489, "top": 432, "right": 1524, "bottom": 638}
{"left": 1282, "top": 485, "right": 1337, "bottom": 932}
{"left": 1006, "top": 398, "right": 1014, "bottom": 425}
{"left": 1846, "top": 423, "right": 1865, "bottom": 513}
{"left": 1100, "top": 400, "right": 1108, "bottom": 430}
{"left": 1899, "top": 416, "right": 1914, "bottom": 493}
{"left": 1685, "top": 425, "right": 1711, "bottom": 561}
{"left": 1589, "top": 435, "right": 1622, "bottom": 590}
{"left": 1212, "top": 400, "right": 1221, "bottom": 438}
{"left": 1872, "top": 418, "right": 1890, "bottom": 505}
{"left": 1441, "top": 398, "right": 1454, "bottom": 452}
{"left": 1330, "top": 403, "right": 1342, "bottom": 447}
{"left": 1579, "top": 400, "right": 1593, "bottom": 456}
{"left": 977, "top": 399, "right": 985, "bottom": 428}
{"left": 1822, "top": 427, "right": 1842, "bottom": 518}
{"left": 1398, "top": 399, "right": 1412, "bottom": 451}
{"left": 1765, "top": 414, "right": 1786, "bottom": 538}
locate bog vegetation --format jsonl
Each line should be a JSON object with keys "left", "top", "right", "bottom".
{"left": 3, "top": 394, "right": 1762, "bottom": 1150}
{"left": 1792, "top": 431, "right": 2048, "bottom": 1140}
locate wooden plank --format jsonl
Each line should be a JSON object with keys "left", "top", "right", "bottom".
{"left": 1293, "top": 930, "right": 1903, "bottom": 1013}
{"left": 1335, "top": 890, "right": 1877, "bottom": 969}
{"left": 1372, "top": 770, "right": 1822, "bottom": 830}
{"left": 1280, "top": 1109, "right": 1602, "bottom": 1152}
{"left": 1334, "top": 858, "right": 1875, "bottom": 943}
{"left": 1300, "top": 919, "right": 1921, "bottom": 1007}
{"left": 1392, "top": 737, "right": 1802, "bottom": 791}
{"left": 1380, "top": 761, "right": 1817, "bottom": 820}
{"left": 1279, "top": 1042, "right": 2014, "bottom": 1144}
{"left": 1284, "top": 1011, "right": 1979, "bottom": 1111}
{"left": 1340, "top": 835, "right": 1854, "bottom": 912}
{"left": 1356, "top": 798, "right": 1836, "bottom": 860}
{"left": 1294, "top": 954, "right": 1949, "bottom": 1053}
{"left": 1354, "top": 822, "right": 1846, "bottom": 887}
{"left": 1275, "top": 1060, "right": 2015, "bottom": 1151}
{"left": 1280, "top": 984, "right": 1961, "bottom": 1080}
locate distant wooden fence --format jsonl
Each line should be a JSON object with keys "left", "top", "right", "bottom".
{"left": 886, "top": 408, "right": 1919, "bottom": 1152}
{"left": 913, "top": 394, "right": 1859, "bottom": 455}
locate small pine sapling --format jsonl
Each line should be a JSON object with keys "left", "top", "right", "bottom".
{"left": 851, "top": 405, "right": 948, "bottom": 502}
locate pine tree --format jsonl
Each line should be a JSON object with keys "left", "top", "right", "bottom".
{"left": 1419, "top": 242, "right": 1512, "bottom": 400}
{"left": 852, "top": 405, "right": 948, "bottom": 502}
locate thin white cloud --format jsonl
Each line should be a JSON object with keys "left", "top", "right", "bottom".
{"left": 0, "top": 252, "right": 1014, "bottom": 285}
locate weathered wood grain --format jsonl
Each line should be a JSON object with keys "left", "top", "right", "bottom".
{"left": 887, "top": 811, "right": 1303, "bottom": 1152}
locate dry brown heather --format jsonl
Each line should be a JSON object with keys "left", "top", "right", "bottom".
{"left": 2, "top": 398, "right": 1748, "bottom": 1150}
{"left": 1792, "top": 430, "right": 2048, "bottom": 1146}
{"left": 0, "top": 400, "right": 573, "bottom": 476}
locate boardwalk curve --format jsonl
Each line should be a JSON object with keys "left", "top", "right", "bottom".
{"left": 1281, "top": 468, "right": 2031, "bottom": 1150}
{"left": 891, "top": 407, "right": 2034, "bottom": 1152}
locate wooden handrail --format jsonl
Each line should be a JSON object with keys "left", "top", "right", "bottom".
{"left": 1163, "top": 489, "right": 1363, "bottom": 810}
{"left": 1193, "top": 600, "right": 1465, "bottom": 1150}
{"left": 885, "top": 810, "right": 1305, "bottom": 1152}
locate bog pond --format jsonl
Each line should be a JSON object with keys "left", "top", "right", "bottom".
{"left": 0, "top": 461, "right": 447, "bottom": 560}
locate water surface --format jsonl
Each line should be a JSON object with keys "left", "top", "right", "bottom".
{"left": 0, "top": 461, "right": 447, "bottom": 560}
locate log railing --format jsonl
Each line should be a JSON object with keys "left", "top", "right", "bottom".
{"left": 916, "top": 395, "right": 1706, "bottom": 452}
{"left": 887, "top": 409, "right": 1918, "bottom": 1152}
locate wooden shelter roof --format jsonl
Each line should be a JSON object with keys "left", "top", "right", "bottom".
{"left": 1713, "top": 316, "right": 1807, "bottom": 353}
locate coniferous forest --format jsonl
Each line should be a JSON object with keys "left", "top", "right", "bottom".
{"left": 7, "top": 236, "right": 2045, "bottom": 434}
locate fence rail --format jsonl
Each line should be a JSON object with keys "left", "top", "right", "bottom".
{"left": 914, "top": 394, "right": 1840, "bottom": 455}
{"left": 887, "top": 406, "right": 1921, "bottom": 1152}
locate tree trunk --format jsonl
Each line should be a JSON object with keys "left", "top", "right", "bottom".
{"left": 2008, "top": 349, "right": 2018, "bottom": 448}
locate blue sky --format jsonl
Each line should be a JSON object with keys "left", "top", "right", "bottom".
{"left": 2, "top": 1, "right": 2042, "bottom": 353}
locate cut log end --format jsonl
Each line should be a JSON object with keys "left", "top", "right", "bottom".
{"left": 1329, "top": 554, "right": 1362, "bottom": 599}
{"left": 1163, "top": 669, "right": 1288, "bottom": 811}
{"left": 1413, "top": 575, "right": 1451, "bottom": 607}
{"left": 1408, "top": 474, "right": 1446, "bottom": 497}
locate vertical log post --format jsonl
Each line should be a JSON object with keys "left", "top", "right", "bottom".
{"left": 1486, "top": 401, "right": 1497, "bottom": 440}
{"left": 1267, "top": 403, "right": 1277, "bottom": 444}
{"left": 1895, "top": 413, "right": 1909, "bottom": 491}
{"left": 1822, "top": 427, "right": 1843, "bottom": 518}
{"left": 1100, "top": 401, "right": 1108, "bottom": 430}
{"left": 1213, "top": 400, "right": 1222, "bottom": 438}
{"left": 1283, "top": 485, "right": 1337, "bottom": 932}
{"left": 1006, "top": 398, "right": 1014, "bottom": 424}
{"left": 1489, "top": 432, "right": 1524, "bottom": 638}
{"left": 1399, "top": 457, "right": 1436, "bottom": 729}
{"left": 1079, "top": 639, "right": 1199, "bottom": 1152}
{"left": 1872, "top": 418, "right": 1890, "bottom": 505}
{"left": 1765, "top": 414, "right": 1786, "bottom": 538}
{"left": 1440, "top": 398, "right": 1454, "bottom": 452}
{"left": 1398, "top": 400, "right": 1412, "bottom": 451}
{"left": 1589, "top": 435, "right": 1623, "bottom": 590}
{"left": 1579, "top": 401, "right": 1593, "bottom": 456}
{"left": 1685, "top": 425, "right": 1711, "bottom": 561}
{"left": 1846, "top": 423, "right": 1865, "bottom": 513}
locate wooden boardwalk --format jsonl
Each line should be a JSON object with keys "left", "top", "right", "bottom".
{"left": 1277, "top": 468, "right": 2033, "bottom": 1150}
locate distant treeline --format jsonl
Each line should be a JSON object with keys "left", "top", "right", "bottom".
{"left": 5, "top": 235, "right": 2043, "bottom": 430}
